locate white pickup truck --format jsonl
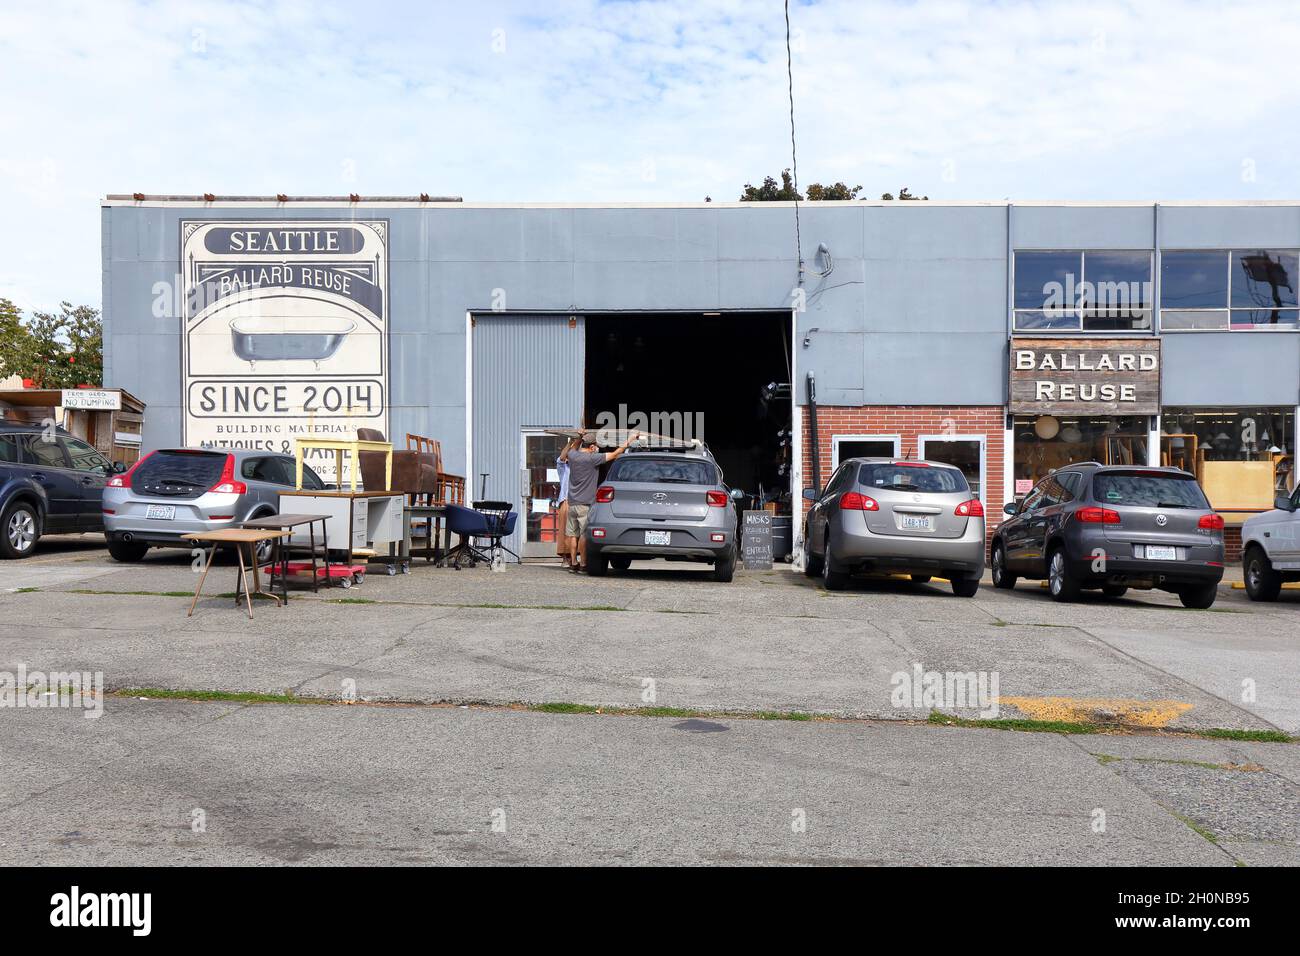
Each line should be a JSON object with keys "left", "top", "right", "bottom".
{"left": 1241, "top": 485, "right": 1300, "bottom": 600}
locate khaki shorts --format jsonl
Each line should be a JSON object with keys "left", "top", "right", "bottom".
{"left": 566, "top": 503, "right": 591, "bottom": 538}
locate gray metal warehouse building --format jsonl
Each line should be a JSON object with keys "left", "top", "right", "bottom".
{"left": 102, "top": 197, "right": 1300, "bottom": 556}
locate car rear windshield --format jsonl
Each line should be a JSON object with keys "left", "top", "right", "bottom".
{"left": 607, "top": 456, "right": 718, "bottom": 485}
{"left": 1092, "top": 471, "right": 1210, "bottom": 509}
{"left": 133, "top": 450, "right": 228, "bottom": 497}
{"left": 858, "top": 463, "right": 969, "bottom": 494}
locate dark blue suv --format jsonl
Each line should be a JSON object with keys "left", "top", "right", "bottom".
{"left": 0, "top": 423, "right": 118, "bottom": 559}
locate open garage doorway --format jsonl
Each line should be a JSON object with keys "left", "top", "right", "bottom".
{"left": 583, "top": 311, "right": 793, "bottom": 507}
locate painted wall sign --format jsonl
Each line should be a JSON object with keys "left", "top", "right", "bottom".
{"left": 61, "top": 389, "right": 121, "bottom": 410}
{"left": 181, "top": 219, "right": 389, "bottom": 483}
{"left": 1009, "top": 338, "right": 1160, "bottom": 415}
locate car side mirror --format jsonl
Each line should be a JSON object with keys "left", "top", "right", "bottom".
{"left": 729, "top": 488, "right": 745, "bottom": 501}
{"left": 1275, "top": 494, "right": 1297, "bottom": 512}
{"left": 1003, "top": 501, "right": 1019, "bottom": 516}
{"left": 112, "top": 461, "right": 127, "bottom": 474}
{"left": 802, "top": 487, "right": 819, "bottom": 501}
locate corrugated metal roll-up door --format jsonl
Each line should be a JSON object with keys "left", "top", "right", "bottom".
{"left": 472, "top": 314, "right": 585, "bottom": 558}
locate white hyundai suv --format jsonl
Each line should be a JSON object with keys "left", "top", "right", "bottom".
{"left": 1240, "top": 484, "right": 1300, "bottom": 600}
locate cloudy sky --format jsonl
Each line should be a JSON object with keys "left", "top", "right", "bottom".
{"left": 2, "top": 0, "right": 1299, "bottom": 312}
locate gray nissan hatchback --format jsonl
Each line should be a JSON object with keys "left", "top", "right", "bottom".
{"left": 803, "top": 458, "right": 986, "bottom": 597}
{"left": 990, "top": 463, "right": 1224, "bottom": 607}
{"left": 583, "top": 446, "right": 738, "bottom": 581}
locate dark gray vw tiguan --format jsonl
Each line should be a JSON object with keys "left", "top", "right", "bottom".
{"left": 989, "top": 463, "right": 1225, "bottom": 608}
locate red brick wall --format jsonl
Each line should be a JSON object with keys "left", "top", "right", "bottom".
{"left": 1224, "top": 526, "right": 1243, "bottom": 563}
{"left": 800, "top": 405, "right": 1008, "bottom": 540}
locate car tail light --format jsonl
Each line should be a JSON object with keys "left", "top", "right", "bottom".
{"left": 890, "top": 461, "right": 929, "bottom": 467}
{"left": 106, "top": 451, "right": 154, "bottom": 489}
{"left": 101, "top": 508, "right": 115, "bottom": 515}
{"left": 1075, "top": 506, "right": 1121, "bottom": 524}
{"left": 1198, "top": 513, "right": 1225, "bottom": 530}
{"left": 706, "top": 490, "right": 728, "bottom": 507}
{"left": 595, "top": 485, "right": 615, "bottom": 503}
{"left": 710, "top": 533, "right": 726, "bottom": 543}
{"left": 591, "top": 527, "right": 606, "bottom": 538}
{"left": 209, "top": 454, "right": 247, "bottom": 496}
{"left": 840, "top": 491, "right": 879, "bottom": 511}
{"left": 955, "top": 498, "right": 984, "bottom": 517}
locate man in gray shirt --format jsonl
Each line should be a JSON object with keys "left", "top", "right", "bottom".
{"left": 561, "top": 430, "right": 638, "bottom": 572}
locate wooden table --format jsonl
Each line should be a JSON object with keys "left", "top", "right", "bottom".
{"left": 184, "top": 528, "right": 291, "bottom": 619}
{"left": 293, "top": 437, "right": 392, "bottom": 492}
{"left": 240, "top": 513, "right": 332, "bottom": 596}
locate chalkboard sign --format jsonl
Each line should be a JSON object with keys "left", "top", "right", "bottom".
{"left": 741, "top": 510, "right": 773, "bottom": 570}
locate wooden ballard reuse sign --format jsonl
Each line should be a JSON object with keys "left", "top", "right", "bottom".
{"left": 1009, "top": 338, "right": 1160, "bottom": 416}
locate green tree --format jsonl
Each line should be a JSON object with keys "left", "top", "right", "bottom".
{"left": 742, "top": 173, "right": 919, "bottom": 202}
{"left": 805, "top": 182, "right": 863, "bottom": 201}
{"left": 881, "top": 186, "right": 928, "bottom": 201}
{"left": 24, "top": 302, "right": 103, "bottom": 388}
{"left": 740, "top": 169, "right": 802, "bottom": 201}
{"left": 0, "top": 298, "right": 37, "bottom": 381}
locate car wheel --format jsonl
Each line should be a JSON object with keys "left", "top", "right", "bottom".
{"left": 712, "top": 546, "right": 736, "bottom": 583}
{"left": 910, "top": 574, "right": 932, "bottom": 584}
{"left": 107, "top": 540, "right": 149, "bottom": 563}
{"left": 587, "top": 553, "right": 608, "bottom": 577}
{"left": 610, "top": 556, "right": 632, "bottom": 572}
{"left": 951, "top": 575, "right": 980, "bottom": 598}
{"left": 821, "top": 533, "right": 849, "bottom": 591}
{"left": 1178, "top": 582, "right": 1218, "bottom": 610}
{"left": 1243, "top": 547, "right": 1282, "bottom": 602}
{"left": 1101, "top": 583, "right": 1128, "bottom": 599}
{"left": 990, "top": 543, "right": 1017, "bottom": 590}
{"left": 0, "top": 500, "right": 40, "bottom": 559}
{"left": 1047, "top": 547, "right": 1080, "bottom": 602}
{"left": 250, "top": 523, "right": 277, "bottom": 565}
{"left": 803, "top": 527, "right": 824, "bottom": 577}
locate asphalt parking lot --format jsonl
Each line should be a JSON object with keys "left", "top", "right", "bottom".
{"left": 2, "top": 534, "right": 1297, "bottom": 732}
{"left": 1, "top": 535, "right": 1296, "bottom": 865}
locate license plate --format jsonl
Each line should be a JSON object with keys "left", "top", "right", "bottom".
{"left": 899, "top": 515, "right": 933, "bottom": 531}
{"left": 644, "top": 530, "right": 671, "bottom": 545}
{"left": 1144, "top": 545, "right": 1177, "bottom": 561}
{"left": 145, "top": 505, "right": 175, "bottom": 520}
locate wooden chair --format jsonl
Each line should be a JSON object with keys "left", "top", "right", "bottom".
{"left": 405, "top": 433, "right": 466, "bottom": 505}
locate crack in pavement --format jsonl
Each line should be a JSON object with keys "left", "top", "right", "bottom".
{"left": 0, "top": 700, "right": 248, "bottom": 818}
{"left": 1061, "top": 733, "right": 1244, "bottom": 866}
{"left": 288, "top": 610, "right": 459, "bottom": 696}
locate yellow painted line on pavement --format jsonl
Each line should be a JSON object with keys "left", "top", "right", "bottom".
{"left": 1000, "top": 696, "right": 1193, "bottom": 728}
{"left": 1231, "top": 581, "right": 1300, "bottom": 590}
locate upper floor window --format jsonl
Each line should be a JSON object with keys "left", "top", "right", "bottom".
{"left": 1161, "top": 249, "right": 1298, "bottom": 331}
{"left": 1013, "top": 250, "right": 1152, "bottom": 333}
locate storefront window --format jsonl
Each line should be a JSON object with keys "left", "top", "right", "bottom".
{"left": 1012, "top": 415, "right": 1149, "bottom": 494}
{"left": 1013, "top": 250, "right": 1152, "bottom": 332}
{"left": 1160, "top": 249, "right": 1299, "bottom": 331}
{"left": 1081, "top": 251, "right": 1152, "bottom": 331}
{"left": 1160, "top": 407, "right": 1296, "bottom": 513}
